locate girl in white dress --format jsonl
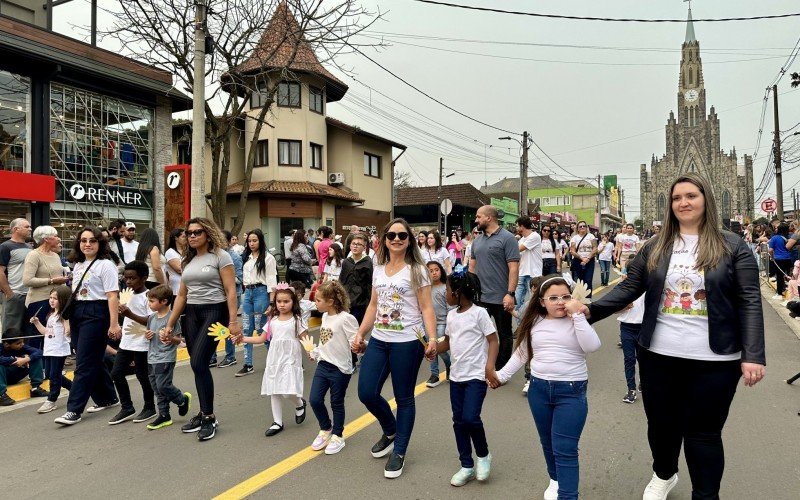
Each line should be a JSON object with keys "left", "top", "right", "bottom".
{"left": 242, "top": 284, "right": 307, "bottom": 437}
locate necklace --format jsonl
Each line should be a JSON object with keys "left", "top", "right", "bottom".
{"left": 385, "top": 259, "right": 405, "bottom": 276}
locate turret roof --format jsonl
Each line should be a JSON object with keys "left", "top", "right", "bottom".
{"left": 685, "top": 7, "right": 697, "bottom": 43}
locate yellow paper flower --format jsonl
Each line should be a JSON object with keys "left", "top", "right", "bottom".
{"left": 299, "top": 335, "right": 316, "bottom": 352}
{"left": 207, "top": 322, "right": 230, "bottom": 340}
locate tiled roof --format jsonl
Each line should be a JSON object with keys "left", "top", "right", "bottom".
{"left": 395, "top": 184, "right": 489, "bottom": 209}
{"left": 226, "top": 180, "right": 363, "bottom": 203}
{"left": 480, "top": 175, "right": 566, "bottom": 195}
{"left": 326, "top": 116, "right": 406, "bottom": 150}
{"left": 230, "top": 1, "right": 348, "bottom": 101}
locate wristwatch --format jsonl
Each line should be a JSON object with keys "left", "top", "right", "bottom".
{"left": 506, "top": 291, "right": 515, "bottom": 297}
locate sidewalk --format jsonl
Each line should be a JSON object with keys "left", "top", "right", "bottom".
{"left": 762, "top": 277, "right": 800, "bottom": 341}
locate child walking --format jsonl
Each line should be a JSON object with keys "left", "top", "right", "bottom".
{"left": 491, "top": 275, "right": 601, "bottom": 500}
{"left": 144, "top": 285, "right": 192, "bottom": 430}
{"left": 618, "top": 293, "right": 645, "bottom": 404}
{"left": 30, "top": 286, "right": 73, "bottom": 413}
{"left": 109, "top": 261, "right": 156, "bottom": 425}
{"left": 435, "top": 269, "right": 498, "bottom": 486}
{"left": 306, "top": 280, "right": 360, "bottom": 454}
{"left": 241, "top": 284, "right": 308, "bottom": 437}
{"left": 425, "top": 261, "right": 451, "bottom": 388}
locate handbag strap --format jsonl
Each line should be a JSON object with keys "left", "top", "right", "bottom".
{"left": 70, "top": 258, "right": 99, "bottom": 299}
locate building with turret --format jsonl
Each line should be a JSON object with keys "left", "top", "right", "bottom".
{"left": 640, "top": 7, "right": 754, "bottom": 228}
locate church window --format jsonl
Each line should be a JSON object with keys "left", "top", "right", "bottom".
{"left": 689, "top": 68, "right": 693, "bottom": 85}
{"left": 657, "top": 193, "right": 667, "bottom": 219}
{"left": 722, "top": 190, "right": 731, "bottom": 219}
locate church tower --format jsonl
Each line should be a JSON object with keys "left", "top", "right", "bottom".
{"left": 639, "top": 7, "right": 754, "bottom": 229}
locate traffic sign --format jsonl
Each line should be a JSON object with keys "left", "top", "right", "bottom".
{"left": 440, "top": 198, "right": 453, "bottom": 215}
{"left": 761, "top": 198, "right": 777, "bottom": 213}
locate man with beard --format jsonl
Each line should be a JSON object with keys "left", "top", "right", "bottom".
{"left": 120, "top": 222, "right": 139, "bottom": 264}
{"left": 468, "top": 205, "right": 520, "bottom": 370}
{"left": 108, "top": 219, "right": 126, "bottom": 262}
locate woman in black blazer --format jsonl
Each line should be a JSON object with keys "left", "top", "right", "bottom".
{"left": 576, "top": 173, "right": 765, "bottom": 500}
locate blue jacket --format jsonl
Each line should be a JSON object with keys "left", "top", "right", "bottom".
{"left": 0, "top": 343, "right": 43, "bottom": 367}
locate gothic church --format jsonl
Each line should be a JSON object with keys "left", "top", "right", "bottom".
{"left": 640, "top": 8, "right": 754, "bottom": 228}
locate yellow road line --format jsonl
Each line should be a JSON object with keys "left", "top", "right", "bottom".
{"left": 213, "top": 374, "right": 441, "bottom": 499}
{"left": 591, "top": 276, "right": 621, "bottom": 295}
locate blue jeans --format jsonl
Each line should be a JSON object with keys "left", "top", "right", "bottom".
{"left": 620, "top": 323, "right": 641, "bottom": 391}
{"left": 0, "top": 356, "right": 43, "bottom": 395}
{"left": 357, "top": 337, "right": 424, "bottom": 455}
{"left": 515, "top": 275, "right": 532, "bottom": 311}
{"left": 428, "top": 323, "right": 451, "bottom": 377}
{"left": 570, "top": 259, "right": 595, "bottom": 298}
{"left": 450, "top": 379, "right": 489, "bottom": 468}
{"left": 528, "top": 377, "right": 588, "bottom": 500}
{"left": 543, "top": 258, "right": 558, "bottom": 276}
{"left": 309, "top": 360, "right": 352, "bottom": 437}
{"left": 598, "top": 260, "right": 611, "bottom": 286}
{"left": 241, "top": 285, "right": 269, "bottom": 365}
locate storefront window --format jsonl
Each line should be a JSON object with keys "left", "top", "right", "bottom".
{"left": 49, "top": 83, "right": 154, "bottom": 241}
{"left": 0, "top": 71, "right": 31, "bottom": 172}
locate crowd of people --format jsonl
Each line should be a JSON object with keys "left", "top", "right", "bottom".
{"left": 0, "top": 172, "right": 771, "bottom": 499}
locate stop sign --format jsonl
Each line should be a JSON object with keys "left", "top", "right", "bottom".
{"left": 761, "top": 198, "right": 777, "bottom": 212}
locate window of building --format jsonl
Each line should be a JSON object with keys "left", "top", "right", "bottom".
{"left": 364, "top": 153, "right": 380, "bottom": 178}
{"left": 255, "top": 140, "right": 269, "bottom": 167}
{"left": 657, "top": 193, "right": 667, "bottom": 219}
{"left": 250, "top": 88, "right": 267, "bottom": 109}
{"left": 277, "top": 82, "right": 301, "bottom": 108}
{"left": 722, "top": 190, "right": 731, "bottom": 219}
{"left": 278, "top": 139, "right": 302, "bottom": 166}
{"left": 541, "top": 195, "right": 571, "bottom": 206}
{"left": 310, "top": 143, "right": 323, "bottom": 170}
{"left": 0, "top": 70, "right": 31, "bottom": 173}
{"left": 177, "top": 143, "right": 191, "bottom": 164}
{"left": 309, "top": 86, "right": 324, "bottom": 114}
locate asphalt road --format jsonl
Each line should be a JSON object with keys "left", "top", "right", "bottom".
{"left": 2, "top": 285, "right": 799, "bottom": 499}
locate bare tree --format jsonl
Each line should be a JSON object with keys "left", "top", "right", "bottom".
{"left": 394, "top": 170, "right": 415, "bottom": 189}
{"left": 98, "top": 0, "right": 381, "bottom": 233}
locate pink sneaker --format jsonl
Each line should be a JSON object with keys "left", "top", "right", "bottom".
{"left": 311, "top": 430, "right": 332, "bottom": 451}
{"left": 324, "top": 435, "right": 346, "bottom": 455}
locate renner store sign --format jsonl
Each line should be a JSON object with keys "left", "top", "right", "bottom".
{"left": 61, "top": 183, "right": 153, "bottom": 208}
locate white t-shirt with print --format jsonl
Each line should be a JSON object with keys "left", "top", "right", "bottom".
{"left": 541, "top": 239, "right": 558, "bottom": 260}
{"left": 43, "top": 314, "right": 70, "bottom": 357}
{"left": 371, "top": 264, "right": 431, "bottom": 343}
{"left": 445, "top": 305, "right": 496, "bottom": 382}
{"left": 570, "top": 233, "right": 596, "bottom": 259}
{"left": 519, "top": 232, "right": 543, "bottom": 277}
{"left": 119, "top": 291, "right": 151, "bottom": 352}
{"left": 317, "top": 311, "right": 360, "bottom": 375}
{"left": 324, "top": 262, "right": 342, "bottom": 280}
{"left": 598, "top": 241, "right": 615, "bottom": 261}
{"left": 72, "top": 259, "right": 119, "bottom": 300}
{"left": 649, "top": 235, "right": 740, "bottom": 361}
{"left": 422, "top": 247, "right": 450, "bottom": 267}
{"left": 617, "top": 234, "right": 640, "bottom": 254}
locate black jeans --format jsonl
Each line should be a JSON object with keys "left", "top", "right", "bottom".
{"left": 619, "top": 323, "right": 641, "bottom": 391}
{"left": 479, "top": 302, "right": 513, "bottom": 370}
{"left": 111, "top": 349, "right": 154, "bottom": 411}
{"left": 542, "top": 258, "right": 558, "bottom": 276}
{"left": 772, "top": 258, "right": 792, "bottom": 296}
{"left": 638, "top": 348, "right": 741, "bottom": 500}
{"left": 309, "top": 360, "right": 352, "bottom": 437}
{"left": 450, "top": 379, "right": 489, "bottom": 468}
{"left": 45, "top": 355, "right": 73, "bottom": 402}
{"left": 67, "top": 301, "right": 118, "bottom": 414}
{"left": 183, "top": 302, "right": 228, "bottom": 415}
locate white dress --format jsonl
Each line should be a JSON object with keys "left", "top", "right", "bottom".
{"left": 260, "top": 316, "right": 307, "bottom": 397}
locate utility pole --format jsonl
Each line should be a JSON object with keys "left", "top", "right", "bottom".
{"left": 520, "top": 131, "right": 529, "bottom": 217}
{"left": 596, "top": 174, "right": 602, "bottom": 230}
{"left": 793, "top": 188, "right": 797, "bottom": 220}
{"left": 438, "top": 157, "right": 443, "bottom": 233}
{"left": 773, "top": 84, "right": 784, "bottom": 220}
{"left": 190, "top": 0, "right": 207, "bottom": 218}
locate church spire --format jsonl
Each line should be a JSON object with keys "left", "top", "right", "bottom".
{"left": 685, "top": 5, "right": 697, "bottom": 43}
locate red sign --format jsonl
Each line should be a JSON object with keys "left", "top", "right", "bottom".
{"left": 761, "top": 198, "right": 777, "bottom": 213}
{"left": 0, "top": 171, "right": 56, "bottom": 203}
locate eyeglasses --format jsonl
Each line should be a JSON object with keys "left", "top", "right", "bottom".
{"left": 543, "top": 294, "right": 572, "bottom": 303}
{"left": 385, "top": 231, "right": 409, "bottom": 241}
{"left": 186, "top": 229, "right": 205, "bottom": 238}
{"left": 351, "top": 242, "right": 365, "bottom": 247}
{"left": 542, "top": 229, "right": 550, "bottom": 232}
{"left": 79, "top": 238, "right": 98, "bottom": 244}
{"left": 578, "top": 225, "right": 587, "bottom": 229}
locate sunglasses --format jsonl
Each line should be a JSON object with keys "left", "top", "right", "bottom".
{"left": 578, "top": 225, "right": 587, "bottom": 229}
{"left": 543, "top": 294, "right": 572, "bottom": 303}
{"left": 186, "top": 229, "right": 205, "bottom": 238}
{"left": 385, "top": 231, "right": 410, "bottom": 241}
{"left": 542, "top": 229, "right": 551, "bottom": 232}
{"left": 79, "top": 238, "right": 98, "bottom": 244}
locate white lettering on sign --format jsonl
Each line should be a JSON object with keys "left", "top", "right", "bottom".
{"left": 69, "top": 184, "right": 144, "bottom": 207}
{"left": 341, "top": 225, "right": 377, "bottom": 232}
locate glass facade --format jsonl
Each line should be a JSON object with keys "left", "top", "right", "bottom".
{"left": 49, "top": 83, "right": 154, "bottom": 242}
{"left": 0, "top": 70, "right": 31, "bottom": 173}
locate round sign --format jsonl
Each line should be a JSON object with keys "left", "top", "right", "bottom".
{"left": 70, "top": 184, "right": 86, "bottom": 200}
{"left": 761, "top": 198, "right": 777, "bottom": 213}
{"left": 167, "top": 172, "right": 181, "bottom": 190}
{"left": 440, "top": 198, "right": 453, "bottom": 215}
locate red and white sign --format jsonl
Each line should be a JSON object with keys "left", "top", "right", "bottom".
{"left": 761, "top": 198, "right": 777, "bottom": 213}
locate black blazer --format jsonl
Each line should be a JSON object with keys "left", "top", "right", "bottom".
{"left": 589, "top": 231, "right": 765, "bottom": 365}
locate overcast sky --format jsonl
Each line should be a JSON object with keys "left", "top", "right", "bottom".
{"left": 54, "top": 0, "right": 800, "bottom": 219}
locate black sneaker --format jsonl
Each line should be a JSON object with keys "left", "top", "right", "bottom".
{"left": 197, "top": 415, "right": 217, "bottom": 441}
{"left": 178, "top": 392, "right": 192, "bottom": 417}
{"left": 147, "top": 414, "right": 173, "bottom": 430}
{"left": 30, "top": 387, "right": 49, "bottom": 398}
{"left": 182, "top": 412, "right": 203, "bottom": 433}
{"left": 54, "top": 411, "right": 82, "bottom": 425}
{"left": 384, "top": 452, "right": 405, "bottom": 479}
{"left": 133, "top": 407, "right": 157, "bottom": 423}
{"left": 217, "top": 358, "right": 237, "bottom": 368}
{"left": 425, "top": 375, "right": 441, "bottom": 388}
{"left": 86, "top": 400, "right": 120, "bottom": 413}
{"left": 622, "top": 390, "right": 637, "bottom": 404}
{"left": 295, "top": 398, "right": 307, "bottom": 424}
{"left": 371, "top": 434, "right": 395, "bottom": 458}
{"left": 208, "top": 358, "right": 218, "bottom": 368}
{"left": 108, "top": 407, "right": 136, "bottom": 425}
{"left": 235, "top": 365, "right": 254, "bottom": 377}
{"left": 0, "top": 393, "right": 15, "bottom": 406}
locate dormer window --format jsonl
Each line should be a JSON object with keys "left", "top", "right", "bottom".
{"left": 309, "top": 86, "right": 324, "bottom": 114}
{"left": 277, "top": 82, "right": 301, "bottom": 108}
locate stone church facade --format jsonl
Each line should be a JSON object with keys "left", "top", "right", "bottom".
{"left": 640, "top": 9, "right": 754, "bottom": 228}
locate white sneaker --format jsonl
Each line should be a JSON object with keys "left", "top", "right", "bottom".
{"left": 324, "top": 435, "right": 346, "bottom": 455}
{"left": 543, "top": 479, "right": 559, "bottom": 500}
{"left": 522, "top": 379, "right": 530, "bottom": 395}
{"left": 643, "top": 472, "right": 678, "bottom": 500}
{"left": 38, "top": 400, "right": 58, "bottom": 413}
{"left": 311, "top": 429, "right": 332, "bottom": 451}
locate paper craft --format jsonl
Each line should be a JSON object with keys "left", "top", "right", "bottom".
{"left": 414, "top": 327, "right": 428, "bottom": 348}
{"left": 572, "top": 280, "right": 592, "bottom": 304}
{"left": 299, "top": 335, "right": 316, "bottom": 352}
{"left": 119, "top": 288, "right": 134, "bottom": 305}
{"left": 123, "top": 322, "right": 147, "bottom": 339}
{"left": 207, "top": 322, "right": 230, "bottom": 340}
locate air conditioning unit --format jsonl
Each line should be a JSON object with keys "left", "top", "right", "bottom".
{"left": 328, "top": 172, "right": 345, "bottom": 185}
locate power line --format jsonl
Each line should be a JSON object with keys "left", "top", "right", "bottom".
{"left": 414, "top": 1, "right": 800, "bottom": 23}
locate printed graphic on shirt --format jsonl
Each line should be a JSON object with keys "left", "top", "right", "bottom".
{"left": 319, "top": 326, "right": 333, "bottom": 345}
{"left": 660, "top": 263, "right": 707, "bottom": 316}
{"left": 375, "top": 286, "right": 406, "bottom": 331}
{"left": 78, "top": 272, "right": 93, "bottom": 298}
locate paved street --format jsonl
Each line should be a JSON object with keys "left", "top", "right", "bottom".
{"left": 2, "top": 284, "right": 799, "bottom": 499}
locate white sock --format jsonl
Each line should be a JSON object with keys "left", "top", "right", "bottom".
{"left": 271, "top": 396, "right": 283, "bottom": 427}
